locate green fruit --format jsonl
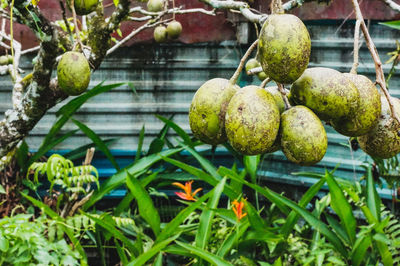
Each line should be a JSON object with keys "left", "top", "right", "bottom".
{"left": 7, "top": 55, "right": 13, "bottom": 64}
{"left": 147, "top": 0, "right": 164, "bottom": 12}
{"left": 167, "top": 20, "right": 182, "bottom": 39}
{"left": 57, "top": 51, "right": 90, "bottom": 96}
{"left": 331, "top": 74, "right": 381, "bottom": 136}
{"left": 265, "top": 86, "right": 285, "bottom": 114}
{"left": 280, "top": 106, "right": 327, "bottom": 165}
{"left": 258, "top": 14, "right": 311, "bottom": 84}
{"left": 358, "top": 96, "right": 400, "bottom": 159}
{"left": 68, "top": 0, "right": 98, "bottom": 15}
{"left": 225, "top": 85, "right": 280, "bottom": 155}
{"left": 189, "top": 78, "right": 239, "bottom": 145}
{"left": 257, "top": 71, "right": 268, "bottom": 81}
{"left": 245, "top": 58, "right": 260, "bottom": 72}
{"left": 290, "top": 67, "right": 359, "bottom": 121}
{"left": 153, "top": 26, "right": 167, "bottom": 43}
{"left": 0, "top": 55, "right": 8, "bottom": 65}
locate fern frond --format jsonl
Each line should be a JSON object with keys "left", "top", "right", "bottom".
{"left": 382, "top": 206, "right": 400, "bottom": 262}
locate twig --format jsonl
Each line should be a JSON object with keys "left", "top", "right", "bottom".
{"left": 379, "top": 0, "right": 400, "bottom": 12}
{"left": 247, "top": 66, "right": 263, "bottom": 75}
{"left": 69, "top": 0, "right": 84, "bottom": 50}
{"left": 351, "top": 0, "right": 400, "bottom": 125}
{"left": 230, "top": 39, "right": 259, "bottom": 85}
{"left": 129, "top": 6, "right": 216, "bottom": 16}
{"left": 350, "top": 20, "right": 361, "bottom": 74}
{"left": 277, "top": 83, "right": 291, "bottom": 109}
{"left": 21, "top": 46, "right": 40, "bottom": 55}
{"left": 260, "top": 77, "right": 271, "bottom": 88}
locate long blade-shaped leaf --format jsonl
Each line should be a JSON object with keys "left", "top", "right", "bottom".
{"left": 134, "top": 125, "right": 145, "bottom": 163}
{"left": 325, "top": 171, "right": 356, "bottom": 245}
{"left": 217, "top": 221, "right": 250, "bottom": 257}
{"left": 244, "top": 155, "right": 260, "bottom": 183}
{"left": 127, "top": 235, "right": 178, "bottom": 266}
{"left": 281, "top": 177, "right": 326, "bottom": 237}
{"left": 72, "top": 119, "right": 120, "bottom": 170}
{"left": 366, "top": 165, "right": 381, "bottom": 221}
{"left": 351, "top": 235, "right": 371, "bottom": 266}
{"left": 176, "top": 241, "right": 231, "bottom": 266}
{"left": 263, "top": 187, "right": 348, "bottom": 257}
{"left": 126, "top": 171, "right": 160, "bottom": 236}
{"left": 28, "top": 130, "right": 78, "bottom": 165}
{"left": 155, "top": 191, "right": 211, "bottom": 243}
{"left": 84, "top": 148, "right": 182, "bottom": 209}
{"left": 21, "top": 193, "right": 87, "bottom": 263}
{"left": 156, "top": 115, "right": 193, "bottom": 147}
{"left": 162, "top": 156, "right": 237, "bottom": 199}
{"left": 195, "top": 177, "right": 226, "bottom": 249}
{"left": 83, "top": 213, "right": 138, "bottom": 256}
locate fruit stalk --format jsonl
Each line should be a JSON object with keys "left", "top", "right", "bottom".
{"left": 350, "top": 0, "right": 400, "bottom": 125}
{"left": 230, "top": 39, "right": 259, "bottom": 85}
{"left": 350, "top": 19, "right": 361, "bottom": 74}
{"left": 277, "top": 83, "right": 291, "bottom": 109}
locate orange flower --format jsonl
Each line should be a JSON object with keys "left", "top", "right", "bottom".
{"left": 232, "top": 199, "right": 247, "bottom": 221}
{"left": 172, "top": 181, "right": 202, "bottom": 201}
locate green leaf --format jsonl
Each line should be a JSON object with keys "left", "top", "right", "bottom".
{"left": 20, "top": 193, "right": 87, "bottom": 262}
{"left": 351, "top": 235, "right": 371, "bottom": 266}
{"left": 379, "top": 20, "right": 400, "bottom": 30}
{"left": 258, "top": 188, "right": 348, "bottom": 257}
{"left": 195, "top": 177, "right": 226, "bottom": 249}
{"left": 134, "top": 125, "right": 145, "bottom": 163}
{"left": 16, "top": 141, "right": 29, "bottom": 172}
{"left": 366, "top": 165, "right": 381, "bottom": 221}
{"left": 217, "top": 221, "right": 250, "bottom": 257}
{"left": 176, "top": 241, "right": 231, "bottom": 266}
{"left": 127, "top": 235, "right": 178, "bottom": 266}
{"left": 155, "top": 190, "right": 211, "bottom": 243}
{"left": 147, "top": 138, "right": 164, "bottom": 155}
{"left": 72, "top": 119, "right": 119, "bottom": 170}
{"left": 128, "top": 82, "right": 137, "bottom": 96}
{"left": 281, "top": 177, "right": 325, "bottom": 237}
{"left": 244, "top": 155, "right": 260, "bottom": 183}
{"left": 156, "top": 115, "right": 193, "bottom": 147}
{"left": 83, "top": 213, "right": 138, "bottom": 256}
{"left": 126, "top": 171, "right": 160, "bottom": 236}
{"left": 114, "top": 239, "right": 128, "bottom": 265}
{"left": 162, "top": 156, "right": 237, "bottom": 199}
{"left": 0, "top": 184, "right": 5, "bottom": 194}
{"left": 64, "top": 138, "right": 117, "bottom": 160}
{"left": 28, "top": 130, "right": 78, "bottom": 165}
{"left": 245, "top": 202, "right": 266, "bottom": 230}
{"left": 325, "top": 171, "right": 356, "bottom": 245}
{"left": 84, "top": 148, "right": 182, "bottom": 209}
{"left": 325, "top": 213, "right": 350, "bottom": 244}
{"left": 0, "top": 231, "right": 9, "bottom": 252}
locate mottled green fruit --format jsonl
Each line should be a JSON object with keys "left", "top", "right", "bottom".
{"left": 265, "top": 86, "right": 285, "bottom": 114}
{"left": 225, "top": 85, "right": 280, "bottom": 155}
{"left": 245, "top": 58, "right": 260, "bottom": 72}
{"left": 258, "top": 14, "right": 311, "bottom": 84}
{"left": 0, "top": 55, "right": 8, "bottom": 65}
{"left": 280, "top": 106, "right": 327, "bottom": 165}
{"left": 57, "top": 51, "right": 90, "bottom": 96}
{"left": 68, "top": 0, "right": 98, "bottom": 15}
{"left": 358, "top": 97, "right": 400, "bottom": 159}
{"left": 290, "top": 67, "right": 359, "bottom": 121}
{"left": 331, "top": 74, "right": 381, "bottom": 136}
{"left": 167, "top": 21, "right": 182, "bottom": 39}
{"left": 189, "top": 78, "right": 239, "bottom": 145}
{"left": 153, "top": 26, "right": 167, "bottom": 43}
{"left": 257, "top": 71, "right": 268, "bottom": 81}
{"left": 147, "top": 0, "right": 164, "bottom": 12}
{"left": 7, "top": 55, "right": 13, "bottom": 64}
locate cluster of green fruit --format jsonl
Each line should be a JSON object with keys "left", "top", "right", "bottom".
{"left": 189, "top": 13, "right": 400, "bottom": 166}
{"left": 0, "top": 55, "right": 13, "bottom": 66}
{"left": 67, "top": 0, "right": 98, "bottom": 16}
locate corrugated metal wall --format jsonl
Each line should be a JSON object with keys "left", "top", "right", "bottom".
{"left": 1, "top": 21, "right": 400, "bottom": 190}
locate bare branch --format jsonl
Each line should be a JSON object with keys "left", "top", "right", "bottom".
{"left": 247, "top": 66, "right": 263, "bottom": 75}
{"left": 230, "top": 39, "right": 259, "bottom": 84}
{"left": 379, "top": 0, "right": 400, "bottom": 12}
{"left": 350, "top": 0, "right": 400, "bottom": 125}
{"left": 350, "top": 19, "right": 361, "bottom": 74}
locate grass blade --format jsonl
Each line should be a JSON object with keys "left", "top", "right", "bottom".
{"left": 126, "top": 171, "right": 160, "bottom": 236}
{"left": 176, "top": 241, "right": 231, "bottom": 266}
{"left": 195, "top": 177, "right": 227, "bottom": 249}
{"left": 134, "top": 125, "right": 145, "bottom": 163}
{"left": 366, "top": 165, "right": 381, "bottom": 221}
{"left": 325, "top": 171, "right": 356, "bottom": 245}
{"left": 72, "top": 119, "right": 120, "bottom": 170}
{"left": 127, "top": 235, "right": 178, "bottom": 266}
{"left": 84, "top": 148, "right": 182, "bottom": 209}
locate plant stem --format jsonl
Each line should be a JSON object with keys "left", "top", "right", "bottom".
{"left": 350, "top": 19, "right": 361, "bottom": 74}
{"left": 277, "top": 83, "right": 291, "bottom": 109}
{"left": 260, "top": 77, "right": 271, "bottom": 88}
{"left": 350, "top": 0, "right": 400, "bottom": 125}
{"left": 230, "top": 39, "right": 259, "bottom": 85}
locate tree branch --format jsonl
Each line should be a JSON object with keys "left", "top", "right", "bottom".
{"left": 350, "top": 0, "right": 400, "bottom": 125}
{"left": 379, "top": 0, "right": 400, "bottom": 12}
